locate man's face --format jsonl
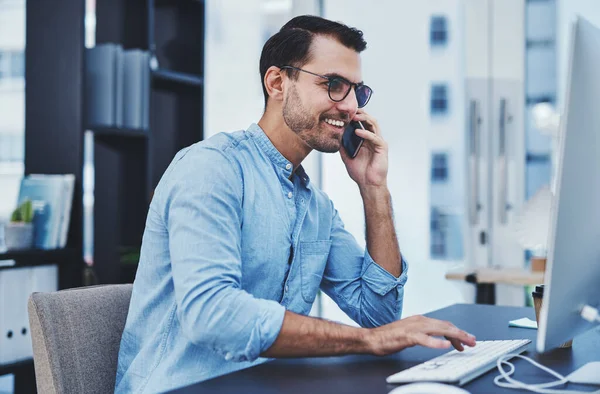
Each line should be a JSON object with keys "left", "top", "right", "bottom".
{"left": 282, "top": 35, "right": 362, "bottom": 153}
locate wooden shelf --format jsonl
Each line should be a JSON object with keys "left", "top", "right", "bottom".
{"left": 91, "top": 0, "right": 205, "bottom": 285}
{"left": 152, "top": 69, "right": 204, "bottom": 88}
{"left": 89, "top": 126, "right": 148, "bottom": 138}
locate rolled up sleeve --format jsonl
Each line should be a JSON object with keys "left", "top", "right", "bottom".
{"left": 360, "top": 251, "right": 408, "bottom": 326}
{"left": 164, "top": 147, "right": 285, "bottom": 362}
{"left": 320, "top": 203, "right": 408, "bottom": 328}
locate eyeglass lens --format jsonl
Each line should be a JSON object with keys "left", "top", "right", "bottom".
{"left": 328, "top": 79, "right": 372, "bottom": 107}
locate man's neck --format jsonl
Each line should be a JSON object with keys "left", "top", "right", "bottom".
{"left": 257, "top": 112, "right": 311, "bottom": 169}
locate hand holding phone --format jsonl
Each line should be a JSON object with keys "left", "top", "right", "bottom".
{"left": 342, "top": 120, "right": 365, "bottom": 158}
{"left": 340, "top": 112, "right": 389, "bottom": 189}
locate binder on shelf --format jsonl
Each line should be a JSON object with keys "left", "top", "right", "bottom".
{"left": 142, "top": 51, "right": 150, "bottom": 130}
{"left": 59, "top": 175, "right": 75, "bottom": 248}
{"left": 0, "top": 268, "right": 29, "bottom": 365}
{"left": 85, "top": 43, "right": 149, "bottom": 132}
{"left": 85, "top": 43, "right": 120, "bottom": 127}
{"left": 12, "top": 268, "right": 31, "bottom": 364}
{"left": 114, "top": 45, "right": 124, "bottom": 128}
{"left": 18, "top": 177, "right": 64, "bottom": 249}
{"left": 0, "top": 265, "right": 57, "bottom": 366}
{"left": 123, "top": 49, "right": 147, "bottom": 130}
{"left": 17, "top": 174, "right": 75, "bottom": 250}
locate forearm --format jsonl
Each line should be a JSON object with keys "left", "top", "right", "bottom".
{"left": 360, "top": 186, "right": 402, "bottom": 277}
{"left": 261, "top": 310, "right": 371, "bottom": 358}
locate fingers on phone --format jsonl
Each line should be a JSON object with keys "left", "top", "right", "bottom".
{"left": 355, "top": 115, "right": 381, "bottom": 134}
{"left": 352, "top": 115, "right": 375, "bottom": 131}
{"left": 355, "top": 128, "right": 379, "bottom": 143}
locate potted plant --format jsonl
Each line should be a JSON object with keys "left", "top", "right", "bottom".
{"left": 4, "top": 199, "right": 35, "bottom": 250}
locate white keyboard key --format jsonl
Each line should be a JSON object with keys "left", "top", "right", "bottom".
{"left": 386, "top": 339, "right": 531, "bottom": 386}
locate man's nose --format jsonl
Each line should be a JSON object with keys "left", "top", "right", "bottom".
{"left": 335, "top": 89, "right": 359, "bottom": 117}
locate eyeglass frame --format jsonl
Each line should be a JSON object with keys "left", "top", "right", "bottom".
{"left": 278, "top": 65, "right": 373, "bottom": 108}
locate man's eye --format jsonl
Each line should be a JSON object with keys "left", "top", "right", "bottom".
{"left": 329, "top": 80, "right": 346, "bottom": 93}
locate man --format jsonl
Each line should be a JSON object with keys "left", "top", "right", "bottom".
{"left": 115, "top": 15, "right": 475, "bottom": 393}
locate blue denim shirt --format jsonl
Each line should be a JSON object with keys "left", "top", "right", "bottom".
{"left": 115, "top": 123, "right": 408, "bottom": 393}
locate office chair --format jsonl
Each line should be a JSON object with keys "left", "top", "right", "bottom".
{"left": 28, "top": 284, "right": 133, "bottom": 394}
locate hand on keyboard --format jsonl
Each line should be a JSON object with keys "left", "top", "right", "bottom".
{"left": 366, "top": 315, "right": 476, "bottom": 357}
{"left": 386, "top": 339, "right": 531, "bottom": 385}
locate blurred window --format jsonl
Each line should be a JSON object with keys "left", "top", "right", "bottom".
{"left": 430, "top": 83, "right": 448, "bottom": 115}
{"left": 431, "top": 153, "right": 449, "bottom": 182}
{"left": 430, "top": 15, "right": 448, "bottom": 46}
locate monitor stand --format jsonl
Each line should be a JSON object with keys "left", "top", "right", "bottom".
{"left": 567, "top": 362, "right": 600, "bottom": 385}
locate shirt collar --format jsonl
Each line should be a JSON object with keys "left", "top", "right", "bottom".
{"left": 247, "top": 123, "right": 311, "bottom": 186}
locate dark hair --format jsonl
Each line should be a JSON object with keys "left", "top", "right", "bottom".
{"left": 259, "top": 15, "right": 367, "bottom": 107}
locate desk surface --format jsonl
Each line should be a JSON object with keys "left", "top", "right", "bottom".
{"left": 171, "top": 304, "right": 600, "bottom": 394}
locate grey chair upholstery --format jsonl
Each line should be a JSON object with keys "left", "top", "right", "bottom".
{"left": 28, "top": 284, "right": 133, "bottom": 394}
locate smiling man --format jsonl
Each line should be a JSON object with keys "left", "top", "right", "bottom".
{"left": 115, "top": 15, "right": 476, "bottom": 393}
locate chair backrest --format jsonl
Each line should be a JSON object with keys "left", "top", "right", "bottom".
{"left": 28, "top": 284, "right": 133, "bottom": 394}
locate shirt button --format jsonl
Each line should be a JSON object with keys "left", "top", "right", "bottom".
{"left": 285, "top": 163, "right": 292, "bottom": 170}
{"left": 287, "top": 192, "right": 293, "bottom": 199}
{"left": 224, "top": 352, "right": 233, "bottom": 361}
{"left": 285, "top": 285, "right": 289, "bottom": 292}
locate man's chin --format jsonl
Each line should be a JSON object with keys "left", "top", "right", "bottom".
{"left": 302, "top": 132, "right": 342, "bottom": 153}
{"left": 312, "top": 143, "right": 341, "bottom": 154}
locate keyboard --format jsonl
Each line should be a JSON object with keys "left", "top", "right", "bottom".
{"left": 386, "top": 339, "right": 531, "bottom": 386}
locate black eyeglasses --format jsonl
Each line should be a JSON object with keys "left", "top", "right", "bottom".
{"left": 279, "top": 65, "right": 373, "bottom": 108}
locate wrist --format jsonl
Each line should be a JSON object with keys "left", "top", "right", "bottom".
{"left": 359, "top": 185, "right": 390, "bottom": 202}
{"left": 358, "top": 328, "right": 376, "bottom": 355}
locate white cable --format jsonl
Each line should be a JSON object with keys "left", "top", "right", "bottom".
{"left": 494, "top": 353, "right": 600, "bottom": 394}
{"left": 580, "top": 305, "right": 600, "bottom": 323}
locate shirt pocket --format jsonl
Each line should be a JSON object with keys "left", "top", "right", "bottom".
{"left": 299, "top": 240, "right": 332, "bottom": 303}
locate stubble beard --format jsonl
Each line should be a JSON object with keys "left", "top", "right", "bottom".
{"left": 282, "top": 84, "right": 341, "bottom": 153}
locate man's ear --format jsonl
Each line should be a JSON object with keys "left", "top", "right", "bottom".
{"left": 264, "top": 66, "right": 285, "bottom": 102}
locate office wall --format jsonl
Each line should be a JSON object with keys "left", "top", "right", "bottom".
{"left": 427, "top": 0, "right": 466, "bottom": 264}
{"left": 204, "top": 0, "right": 263, "bottom": 137}
{"left": 204, "top": 0, "right": 323, "bottom": 183}
{"left": 323, "top": 1, "right": 474, "bottom": 318}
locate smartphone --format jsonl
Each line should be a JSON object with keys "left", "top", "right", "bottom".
{"left": 342, "top": 120, "right": 365, "bottom": 158}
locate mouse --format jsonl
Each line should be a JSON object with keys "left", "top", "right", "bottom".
{"left": 388, "top": 382, "right": 470, "bottom": 394}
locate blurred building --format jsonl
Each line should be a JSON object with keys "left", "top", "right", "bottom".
{"left": 0, "top": 0, "right": 25, "bottom": 220}
{"left": 426, "top": 0, "right": 556, "bottom": 265}
{"left": 426, "top": 1, "right": 466, "bottom": 262}
{"left": 525, "top": 0, "right": 556, "bottom": 201}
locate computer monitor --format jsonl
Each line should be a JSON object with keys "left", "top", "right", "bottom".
{"left": 537, "top": 16, "right": 600, "bottom": 354}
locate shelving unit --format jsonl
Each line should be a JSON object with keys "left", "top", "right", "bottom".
{"left": 0, "top": 248, "right": 76, "bottom": 267}
{"left": 1, "top": 1, "right": 205, "bottom": 390}
{"left": 92, "top": 0, "right": 205, "bottom": 284}
{"left": 90, "top": 126, "right": 149, "bottom": 139}
{"left": 0, "top": 1, "right": 89, "bottom": 392}
{"left": 0, "top": 360, "right": 33, "bottom": 378}
{"left": 151, "top": 69, "right": 204, "bottom": 87}
{"left": 0, "top": 359, "right": 34, "bottom": 393}
{"left": 0, "top": 248, "right": 82, "bottom": 289}
{"left": 0, "top": 248, "right": 81, "bottom": 392}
